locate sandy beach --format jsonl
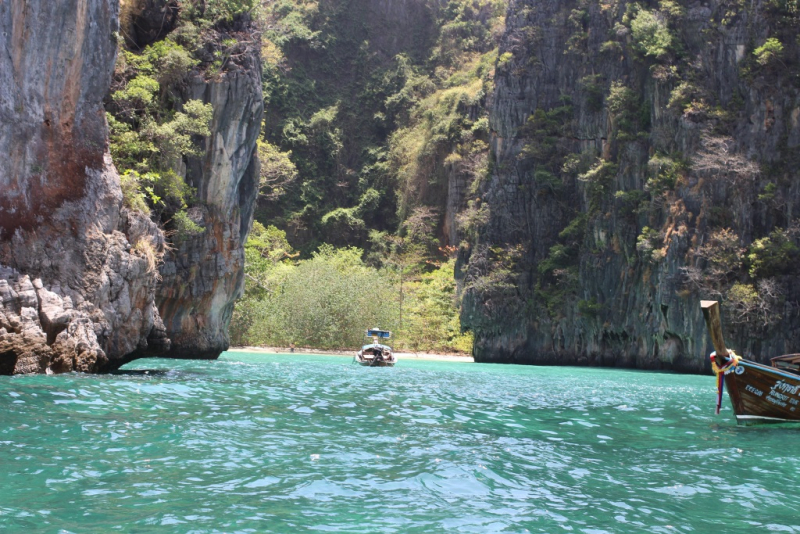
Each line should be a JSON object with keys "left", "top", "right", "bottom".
{"left": 229, "top": 346, "right": 474, "bottom": 363}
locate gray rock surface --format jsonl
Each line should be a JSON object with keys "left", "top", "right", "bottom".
{"left": 153, "top": 42, "right": 264, "bottom": 360}
{"left": 460, "top": 0, "right": 800, "bottom": 372}
{"left": 0, "top": 0, "right": 167, "bottom": 374}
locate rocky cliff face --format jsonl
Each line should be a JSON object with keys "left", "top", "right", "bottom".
{"left": 109, "top": 4, "right": 264, "bottom": 362}
{"left": 156, "top": 61, "right": 263, "bottom": 359}
{"left": 460, "top": 0, "right": 800, "bottom": 371}
{"left": 0, "top": 0, "right": 167, "bottom": 374}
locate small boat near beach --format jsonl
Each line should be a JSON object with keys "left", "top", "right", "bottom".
{"left": 702, "top": 300, "right": 800, "bottom": 424}
{"left": 354, "top": 328, "right": 396, "bottom": 367}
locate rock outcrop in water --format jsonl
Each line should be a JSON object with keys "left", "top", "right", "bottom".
{"left": 0, "top": 0, "right": 262, "bottom": 374}
{"left": 155, "top": 61, "right": 263, "bottom": 360}
{"left": 0, "top": 0, "right": 168, "bottom": 374}
{"left": 106, "top": 1, "right": 264, "bottom": 362}
{"left": 460, "top": 0, "right": 800, "bottom": 372}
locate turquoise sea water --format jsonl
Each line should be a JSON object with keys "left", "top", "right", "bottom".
{"left": 2, "top": 352, "right": 799, "bottom": 533}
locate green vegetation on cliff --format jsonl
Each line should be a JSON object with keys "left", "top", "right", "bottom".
{"left": 111, "top": 0, "right": 263, "bottom": 240}
{"left": 459, "top": 0, "right": 800, "bottom": 368}
{"left": 109, "top": 0, "right": 800, "bottom": 362}
{"left": 229, "top": 0, "right": 506, "bottom": 352}
{"left": 110, "top": 0, "right": 497, "bottom": 354}
{"left": 255, "top": 0, "right": 503, "bottom": 253}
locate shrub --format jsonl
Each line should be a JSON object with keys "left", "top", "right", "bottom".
{"left": 630, "top": 9, "right": 673, "bottom": 59}
{"left": 518, "top": 105, "right": 573, "bottom": 168}
{"left": 681, "top": 228, "right": 745, "bottom": 297}
{"left": 561, "top": 152, "right": 592, "bottom": 176}
{"left": 637, "top": 226, "right": 665, "bottom": 262}
{"left": 725, "top": 283, "right": 759, "bottom": 321}
{"left": 606, "top": 82, "right": 635, "bottom": 116}
{"left": 578, "top": 159, "right": 618, "bottom": 212}
{"left": 747, "top": 227, "right": 799, "bottom": 277}
{"left": 321, "top": 207, "right": 366, "bottom": 231}
{"left": 606, "top": 81, "right": 648, "bottom": 139}
{"left": 120, "top": 170, "right": 150, "bottom": 215}
{"left": 658, "top": 0, "right": 686, "bottom": 19}
{"left": 132, "top": 236, "right": 164, "bottom": 276}
{"left": 614, "top": 189, "right": 649, "bottom": 217}
{"left": 667, "top": 82, "right": 700, "bottom": 112}
{"left": 232, "top": 246, "right": 398, "bottom": 349}
{"left": 646, "top": 154, "right": 683, "bottom": 196}
{"left": 724, "top": 280, "right": 782, "bottom": 328}
{"left": 401, "top": 259, "right": 474, "bottom": 352}
{"left": 497, "top": 51, "right": 513, "bottom": 67}
{"left": 538, "top": 243, "right": 575, "bottom": 277}
{"left": 258, "top": 140, "right": 297, "bottom": 200}
{"left": 356, "top": 188, "right": 381, "bottom": 215}
{"left": 113, "top": 75, "right": 160, "bottom": 111}
{"left": 188, "top": 0, "right": 259, "bottom": 24}
{"left": 580, "top": 74, "right": 605, "bottom": 113}
{"left": 153, "top": 41, "right": 199, "bottom": 87}
{"left": 141, "top": 100, "right": 213, "bottom": 169}
{"left": 133, "top": 169, "right": 197, "bottom": 213}
{"left": 171, "top": 210, "right": 205, "bottom": 240}
{"left": 759, "top": 182, "right": 778, "bottom": 203}
{"left": 578, "top": 159, "right": 617, "bottom": 183}
{"left": 456, "top": 200, "right": 490, "bottom": 239}
{"left": 697, "top": 228, "right": 744, "bottom": 273}
{"left": 754, "top": 37, "right": 784, "bottom": 66}
{"left": 110, "top": 98, "right": 212, "bottom": 193}
{"left": 558, "top": 213, "right": 587, "bottom": 245}
{"left": 600, "top": 40, "right": 623, "bottom": 54}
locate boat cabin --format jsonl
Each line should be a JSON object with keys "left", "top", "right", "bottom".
{"left": 771, "top": 354, "right": 800, "bottom": 375}
{"left": 360, "top": 343, "right": 392, "bottom": 357}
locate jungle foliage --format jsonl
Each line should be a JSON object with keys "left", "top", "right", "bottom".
{"left": 256, "top": 0, "right": 504, "bottom": 255}
{"left": 229, "top": 0, "right": 505, "bottom": 352}
{"left": 110, "top": 0, "right": 269, "bottom": 240}
{"left": 231, "top": 223, "right": 473, "bottom": 352}
{"left": 110, "top": 0, "right": 488, "bottom": 354}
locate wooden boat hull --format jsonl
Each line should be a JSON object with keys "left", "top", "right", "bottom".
{"left": 355, "top": 358, "right": 395, "bottom": 367}
{"left": 355, "top": 339, "right": 395, "bottom": 367}
{"left": 724, "top": 359, "right": 800, "bottom": 424}
{"left": 354, "top": 353, "right": 395, "bottom": 367}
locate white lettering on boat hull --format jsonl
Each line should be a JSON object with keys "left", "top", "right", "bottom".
{"left": 745, "top": 385, "right": 763, "bottom": 397}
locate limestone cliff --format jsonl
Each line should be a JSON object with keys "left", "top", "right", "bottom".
{"left": 112, "top": 4, "right": 264, "bottom": 361}
{"left": 460, "top": 0, "right": 800, "bottom": 372}
{"left": 0, "top": 0, "right": 167, "bottom": 374}
{"left": 157, "top": 63, "right": 263, "bottom": 359}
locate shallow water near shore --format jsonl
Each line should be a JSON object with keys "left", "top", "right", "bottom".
{"left": 2, "top": 351, "right": 799, "bottom": 533}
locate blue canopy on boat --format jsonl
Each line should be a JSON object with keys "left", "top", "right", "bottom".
{"left": 366, "top": 328, "right": 391, "bottom": 339}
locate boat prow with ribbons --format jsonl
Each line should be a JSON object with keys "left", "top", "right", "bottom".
{"left": 702, "top": 300, "right": 800, "bottom": 424}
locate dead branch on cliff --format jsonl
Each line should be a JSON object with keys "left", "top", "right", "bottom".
{"left": 692, "top": 135, "right": 759, "bottom": 186}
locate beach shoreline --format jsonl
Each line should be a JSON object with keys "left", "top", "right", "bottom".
{"left": 228, "top": 346, "right": 474, "bottom": 363}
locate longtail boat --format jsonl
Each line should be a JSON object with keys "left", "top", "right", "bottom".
{"left": 702, "top": 300, "right": 800, "bottom": 424}
{"left": 354, "top": 328, "right": 396, "bottom": 367}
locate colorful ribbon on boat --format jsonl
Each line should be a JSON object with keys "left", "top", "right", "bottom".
{"left": 710, "top": 350, "right": 740, "bottom": 414}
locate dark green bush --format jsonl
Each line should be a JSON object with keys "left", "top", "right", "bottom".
{"left": 747, "top": 228, "right": 800, "bottom": 277}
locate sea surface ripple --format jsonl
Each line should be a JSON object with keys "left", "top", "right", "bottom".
{"left": 2, "top": 352, "right": 800, "bottom": 533}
